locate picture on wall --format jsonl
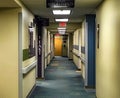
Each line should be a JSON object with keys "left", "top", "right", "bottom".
{"left": 23, "top": 22, "right": 36, "bottom": 61}
{"left": 28, "top": 22, "right": 35, "bottom": 57}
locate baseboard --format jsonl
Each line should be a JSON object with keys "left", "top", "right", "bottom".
{"left": 78, "top": 68, "right": 81, "bottom": 70}
{"left": 26, "top": 84, "right": 36, "bottom": 98}
{"left": 68, "top": 58, "right": 73, "bottom": 60}
{"left": 85, "top": 86, "right": 95, "bottom": 89}
{"left": 36, "top": 77, "right": 45, "bottom": 80}
{"left": 76, "top": 68, "right": 81, "bottom": 71}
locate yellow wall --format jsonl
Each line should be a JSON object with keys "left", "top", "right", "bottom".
{"left": 47, "top": 31, "right": 51, "bottom": 64}
{"left": 20, "top": 1, "right": 36, "bottom": 67}
{"left": 73, "top": 29, "right": 81, "bottom": 69}
{"left": 15, "top": 1, "right": 36, "bottom": 98}
{"left": 44, "top": 30, "right": 51, "bottom": 67}
{"left": 68, "top": 33, "right": 73, "bottom": 59}
{"left": 23, "top": 69, "right": 36, "bottom": 98}
{"left": 81, "top": 20, "right": 86, "bottom": 80}
{"left": 22, "top": 5, "right": 36, "bottom": 98}
{"left": 0, "top": 8, "right": 21, "bottom": 98}
{"left": 96, "top": 1, "right": 120, "bottom": 98}
{"left": 50, "top": 34, "right": 54, "bottom": 58}
{"left": 43, "top": 29, "right": 52, "bottom": 68}
{"left": 44, "top": 28, "right": 48, "bottom": 68}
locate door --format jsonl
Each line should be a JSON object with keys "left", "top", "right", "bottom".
{"left": 62, "top": 35, "right": 68, "bottom": 57}
{"left": 54, "top": 36, "right": 62, "bottom": 56}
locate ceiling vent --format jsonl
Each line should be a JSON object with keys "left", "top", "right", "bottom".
{"left": 46, "top": 0, "right": 74, "bottom": 8}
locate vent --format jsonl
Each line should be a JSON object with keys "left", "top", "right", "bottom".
{"left": 46, "top": 0, "right": 74, "bottom": 8}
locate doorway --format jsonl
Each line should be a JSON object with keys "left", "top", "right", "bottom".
{"left": 54, "top": 35, "right": 62, "bottom": 56}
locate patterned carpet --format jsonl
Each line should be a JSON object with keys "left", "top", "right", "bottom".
{"left": 28, "top": 56, "right": 96, "bottom": 98}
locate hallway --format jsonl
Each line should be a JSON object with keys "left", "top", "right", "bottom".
{"left": 0, "top": 1, "right": 120, "bottom": 98}
{"left": 29, "top": 57, "right": 95, "bottom": 98}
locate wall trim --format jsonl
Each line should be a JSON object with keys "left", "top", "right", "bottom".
{"left": 85, "top": 86, "right": 95, "bottom": 89}
{"left": 45, "top": 51, "right": 52, "bottom": 58}
{"left": 79, "top": 55, "right": 86, "bottom": 64}
{"left": 26, "top": 84, "right": 36, "bottom": 98}
{"left": 22, "top": 60, "right": 37, "bottom": 74}
{"left": 18, "top": 12, "right": 23, "bottom": 98}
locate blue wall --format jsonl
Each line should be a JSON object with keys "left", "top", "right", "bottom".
{"left": 86, "top": 14, "right": 96, "bottom": 87}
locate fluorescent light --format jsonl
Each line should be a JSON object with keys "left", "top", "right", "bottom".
{"left": 57, "top": 27, "right": 66, "bottom": 30}
{"left": 55, "top": 19, "right": 68, "bottom": 22}
{"left": 58, "top": 31, "right": 65, "bottom": 34}
{"left": 53, "top": 5, "right": 67, "bottom": 8}
{"left": 58, "top": 30, "right": 66, "bottom": 32}
{"left": 58, "top": 29, "right": 66, "bottom": 35}
{"left": 53, "top": 10, "right": 71, "bottom": 15}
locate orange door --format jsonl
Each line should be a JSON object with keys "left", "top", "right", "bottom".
{"left": 54, "top": 36, "right": 62, "bottom": 56}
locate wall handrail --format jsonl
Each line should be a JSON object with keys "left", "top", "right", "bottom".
{"left": 79, "top": 56, "right": 86, "bottom": 64}
{"left": 72, "top": 51, "right": 80, "bottom": 58}
{"left": 45, "top": 51, "right": 52, "bottom": 58}
{"left": 22, "top": 60, "right": 37, "bottom": 74}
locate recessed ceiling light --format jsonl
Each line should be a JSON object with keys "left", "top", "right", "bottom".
{"left": 53, "top": 5, "right": 67, "bottom": 8}
{"left": 58, "top": 31, "right": 66, "bottom": 34}
{"left": 53, "top": 10, "right": 71, "bottom": 15}
{"left": 57, "top": 28, "right": 66, "bottom": 30}
{"left": 55, "top": 19, "right": 68, "bottom": 22}
{"left": 58, "top": 29, "right": 66, "bottom": 32}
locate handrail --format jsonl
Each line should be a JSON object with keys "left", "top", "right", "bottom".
{"left": 22, "top": 60, "right": 37, "bottom": 74}
{"left": 72, "top": 51, "right": 86, "bottom": 64}
{"left": 72, "top": 51, "right": 80, "bottom": 58}
{"left": 80, "top": 56, "right": 86, "bottom": 64}
{"left": 45, "top": 51, "right": 52, "bottom": 58}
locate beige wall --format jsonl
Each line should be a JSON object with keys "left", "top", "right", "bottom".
{"left": 22, "top": 5, "right": 36, "bottom": 98}
{"left": 43, "top": 29, "right": 53, "bottom": 76}
{"left": 73, "top": 29, "right": 81, "bottom": 69}
{"left": 0, "top": 8, "right": 21, "bottom": 98}
{"left": 96, "top": 1, "right": 120, "bottom": 98}
{"left": 20, "top": 1, "right": 36, "bottom": 68}
{"left": 50, "top": 34, "right": 54, "bottom": 58}
{"left": 16, "top": 1, "right": 36, "bottom": 98}
{"left": 81, "top": 20, "right": 86, "bottom": 80}
{"left": 47, "top": 31, "right": 51, "bottom": 64}
{"left": 44, "top": 28, "right": 51, "bottom": 68}
{"left": 23, "top": 69, "right": 36, "bottom": 98}
{"left": 68, "top": 33, "right": 73, "bottom": 59}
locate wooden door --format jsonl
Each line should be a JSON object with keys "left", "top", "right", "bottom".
{"left": 54, "top": 36, "right": 62, "bottom": 56}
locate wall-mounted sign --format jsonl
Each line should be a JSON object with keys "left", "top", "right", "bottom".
{"left": 59, "top": 22, "right": 66, "bottom": 27}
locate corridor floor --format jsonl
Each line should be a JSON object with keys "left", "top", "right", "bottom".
{"left": 29, "top": 56, "right": 96, "bottom": 98}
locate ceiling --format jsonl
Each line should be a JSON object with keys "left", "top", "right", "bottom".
{"left": 0, "top": 0, "right": 19, "bottom": 7}
{"left": 0, "top": 0, "right": 103, "bottom": 34}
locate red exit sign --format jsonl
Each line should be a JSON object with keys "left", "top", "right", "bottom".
{"left": 59, "top": 22, "right": 66, "bottom": 27}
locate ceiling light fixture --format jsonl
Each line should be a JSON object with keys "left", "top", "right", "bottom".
{"left": 58, "top": 31, "right": 66, "bottom": 34}
{"left": 58, "top": 30, "right": 66, "bottom": 32}
{"left": 53, "top": 5, "right": 67, "bottom": 8}
{"left": 58, "top": 29, "right": 66, "bottom": 34}
{"left": 55, "top": 19, "right": 68, "bottom": 22}
{"left": 57, "top": 28, "right": 66, "bottom": 30}
{"left": 53, "top": 10, "right": 71, "bottom": 15}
